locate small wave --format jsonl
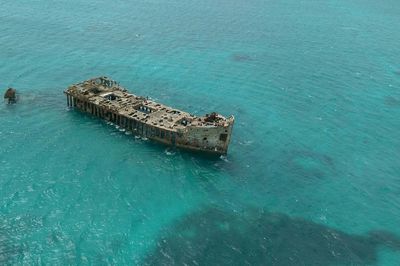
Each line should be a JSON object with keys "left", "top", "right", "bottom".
{"left": 219, "top": 155, "right": 229, "bottom": 162}
{"left": 164, "top": 148, "right": 176, "bottom": 156}
{"left": 319, "top": 215, "right": 327, "bottom": 222}
{"left": 239, "top": 140, "right": 253, "bottom": 146}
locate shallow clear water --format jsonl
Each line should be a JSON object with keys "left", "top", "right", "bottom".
{"left": 1, "top": 0, "right": 400, "bottom": 264}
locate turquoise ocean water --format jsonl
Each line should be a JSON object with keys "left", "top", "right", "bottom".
{"left": 1, "top": 0, "right": 400, "bottom": 264}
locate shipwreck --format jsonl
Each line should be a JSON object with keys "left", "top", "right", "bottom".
{"left": 64, "top": 77, "right": 234, "bottom": 155}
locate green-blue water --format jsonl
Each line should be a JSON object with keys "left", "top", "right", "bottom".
{"left": 1, "top": 0, "right": 400, "bottom": 264}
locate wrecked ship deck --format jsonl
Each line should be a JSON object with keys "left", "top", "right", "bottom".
{"left": 64, "top": 77, "right": 234, "bottom": 155}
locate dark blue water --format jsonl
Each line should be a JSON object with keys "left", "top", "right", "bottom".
{"left": 1, "top": 0, "right": 400, "bottom": 264}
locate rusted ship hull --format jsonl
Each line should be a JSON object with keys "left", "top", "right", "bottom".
{"left": 64, "top": 77, "right": 234, "bottom": 155}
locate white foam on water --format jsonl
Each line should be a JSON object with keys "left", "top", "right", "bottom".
{"left": 219, "top": 155, "right": 229, "bottom": 162}
{"left": 164, "top": 148, "right": 175, "bottom": 156}
{"left": 239, "top": 140, "right": 253, "bottom": 146}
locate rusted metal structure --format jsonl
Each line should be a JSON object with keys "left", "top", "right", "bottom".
{"left": 64, "top": 77, "right": 234, "bottom": 155}
{"left": 4, "top": 88, "right": 17, "bottom": 104}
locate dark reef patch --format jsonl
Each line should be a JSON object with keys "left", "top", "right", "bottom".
{"left": 0, "top": 229, "right": 22, "bottom": 265}
{"left": 231, "top": 53, "right": 254, "bottom": 62}
{"left": 143, "top": 206, "right": 400, "bottom": 265}
{"left": 225, "top": 147, "right": 336, "bottom": 188}
{"left": 384, "top": 96, "right": 400, "bottom": 107}
{"left": 282, "top": 149, "right": 335, "bottom": 180}
{"left": 109, "top": 234, "right": 128, "bottom": 254}
{"left": 0, "top": 214, "right": 42, "bottom": 264}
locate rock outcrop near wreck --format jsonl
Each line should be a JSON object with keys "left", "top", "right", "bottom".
{"left": 4, "top": 88, "right": 16, "bottom": 104}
